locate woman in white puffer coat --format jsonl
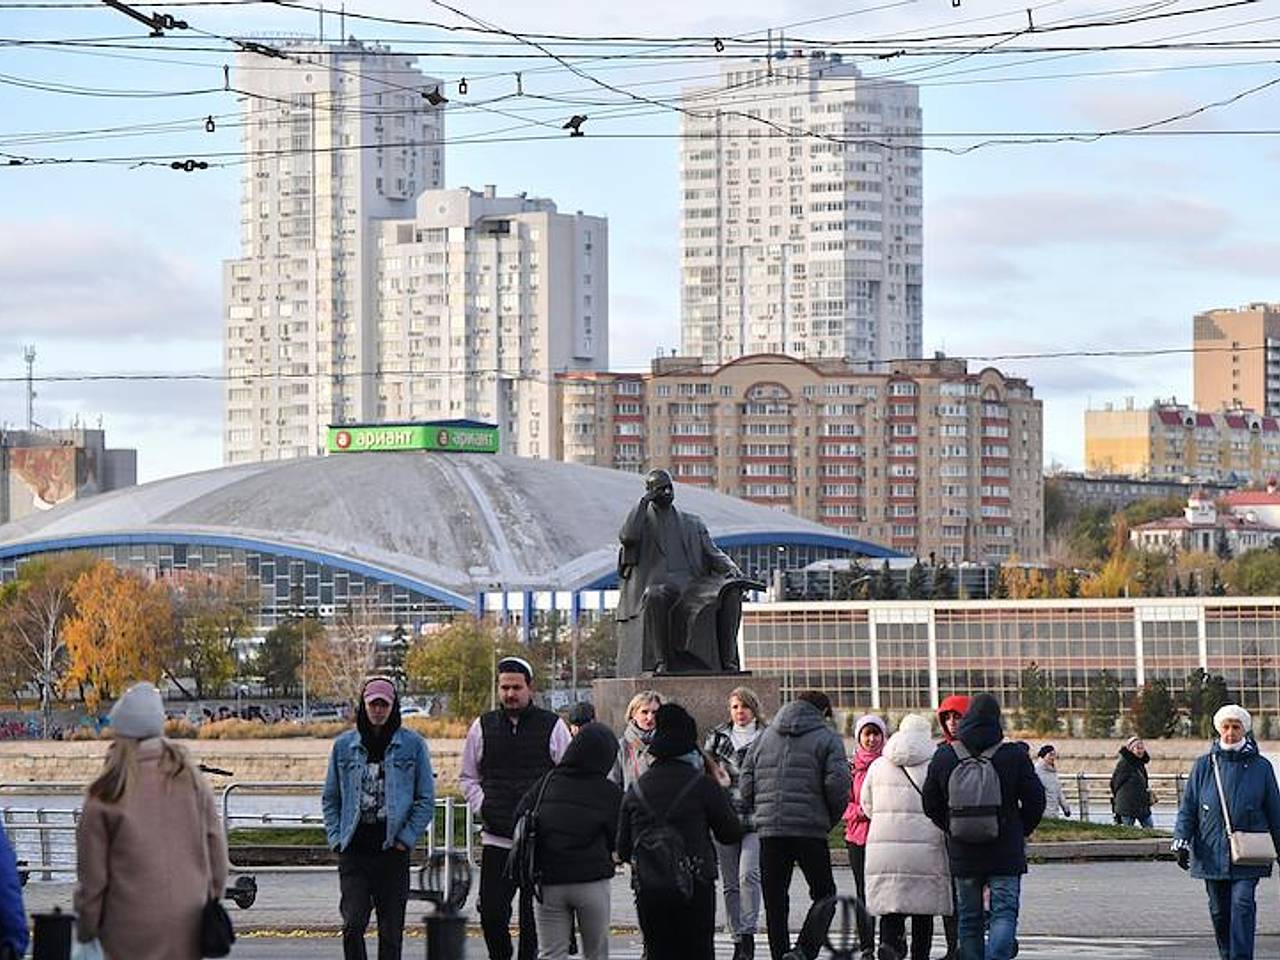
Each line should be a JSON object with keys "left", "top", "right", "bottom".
{"left": 859, "top": 713, "right": 952, "bottom": 960}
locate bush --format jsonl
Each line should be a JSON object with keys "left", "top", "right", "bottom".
{"left": 402, "top": 716, "right": 470, "bottom": 739}
{"left": 196, "top": 718, "right": 352, "bottom": 739}
{"left": 164, "top": 718, "right": 199, "bottom": 739}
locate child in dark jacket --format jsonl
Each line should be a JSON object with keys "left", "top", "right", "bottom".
{"left": 514, "top": 722, "right": 622, "bottom": 960}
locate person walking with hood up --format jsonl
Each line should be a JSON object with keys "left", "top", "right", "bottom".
{"left": 514, "top": 721, "right": 622, "bottom": 960}
{"left": 934, "top": 693, "right": 969, "bottom": 958}
{"left": 323, "top": 676, "right": 435, "bottom": 960}
{"left": 741, "top": 690, "right": 850, "bottom": 960}
{"left": 843, "top": 714, "right": 886, "bottom": 960}
{"left": 1173, "top": 704, "right": 1280, "bottom": 960}
{"left": 74, "top": 682, "right": 230, "bottom": 960}
{"left": 921, "top": 694, "right": 1044, "bottom": 960}
{"left": 860, "top": 714, "right": 951, "bottom": 960}
{"left": 1111, "top": 736, "right": 1153, "bottom": 828}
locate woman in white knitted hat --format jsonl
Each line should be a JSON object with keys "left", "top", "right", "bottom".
{"left": 73, "top": 682, "right": 229, "bottom": 960}
{"left": 1172, "top": 703, "right": 1280, "bottom": 960}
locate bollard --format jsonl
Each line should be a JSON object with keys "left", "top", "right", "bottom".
{"left": 32, "top": 907, "right": 74, "bottom": 960}
{"left": 425, "top": 912, "right": 466, "bottom": 960}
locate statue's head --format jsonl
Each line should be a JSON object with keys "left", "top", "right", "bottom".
{"left": 645, "top": 468, "right": 675, "bottom": 509}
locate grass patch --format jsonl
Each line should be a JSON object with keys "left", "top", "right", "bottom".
{"left": 1030, "top": 818, "right": 1166, "bottom": 842}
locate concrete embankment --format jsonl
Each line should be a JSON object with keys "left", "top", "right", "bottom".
{"left": 0, "top": 735, "right": 1249, "bottom": 791}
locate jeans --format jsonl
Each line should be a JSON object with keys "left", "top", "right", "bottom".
{"left": 760, "top": 836, "right": 836, "bottom": 960}
{"left": 1120, "top": 814, "right": 1154, "bottom": 828}
{"left": 1205, "top": 877, "right": 1260, "bottom": 960}
{"left": 716, "top": 832, "right": 762, "bottom": 939}
{"left": 879, "top": 914, "right": 935, "bottom": 960}
{"left": 845, "top": 841, "right": 875, "bottom": 952}
{"left": 534, "top": 879, "right": 611, "bottom": 960}
{"left": 954, "top": 875, "right": 1020, "bottom": 960}
{"left": 636, "top": 880, "right": 717, "bottom": 960}
{"left": 338, "top": 847, "right": 410, "bottom": 960}
{"left": 479, "top": 843, "right": 537, "bottom": 960}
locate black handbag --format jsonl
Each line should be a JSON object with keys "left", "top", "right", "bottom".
{"left": 195, "top": 775, "right": 235, "bottom": 957}
{"left": 199, "top": 897, "right": 235, "bottom": 957}
{"left": 505, "top": 770, "right": 555, "bottom": 900}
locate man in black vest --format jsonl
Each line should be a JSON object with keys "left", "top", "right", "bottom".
{"left": 460, "top": 656, "right": 571, "bottom": 960}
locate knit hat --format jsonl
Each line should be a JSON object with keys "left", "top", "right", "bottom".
{"left": 1214, "top": 704, "right": 1252, "bottom": 735}
{"left": 648, "top": 703, "right": 699, "bottom": 759}
{"left": 898, "top": 714, "right": 932, "bottom": 737}
{"left": 1037, "top": 744, "right": 1056, "bottom": 758}
{"left": 1124, "top": 736, "right": 1143, "bottom": 751}
{"left": 109, "top": 682, "right": 165, "bottom": 740}
{"left": 854, "top": 714, "right": 887, "bottom": 741}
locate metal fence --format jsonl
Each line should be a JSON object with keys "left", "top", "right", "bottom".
{"left": 0, "top": 783, "right": 476, "bottom": 891}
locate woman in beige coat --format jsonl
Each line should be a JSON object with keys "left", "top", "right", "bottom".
{"left": 859, "top": 713, "right": 951, "bottom": 960}
{"left": 74, "top": 682, "right": 229, "bottom": 960}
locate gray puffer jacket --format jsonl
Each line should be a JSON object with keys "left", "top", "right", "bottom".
{"left": 740, "top": 700, "right": 850, "bottom": 839}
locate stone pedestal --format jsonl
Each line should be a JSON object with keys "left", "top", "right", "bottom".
{"left": 592, "top": 674, "right": 781, "bottom": 739}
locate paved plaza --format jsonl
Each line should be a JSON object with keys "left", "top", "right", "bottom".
{"left": 22, "top": 860, "right": 1280, "bottom": 956}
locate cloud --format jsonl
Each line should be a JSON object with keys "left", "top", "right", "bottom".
{"left": 1190, "top": 240, "right": 1280, "bottom": 279}
{"left": 1065, "top": 87, "right": 1220, "bottom": 131}
{"left": 0, "top": 219, "right": 220, "bottom": 341}
{"left": 931, "top": 189, "right": 1234, "bottom": 250}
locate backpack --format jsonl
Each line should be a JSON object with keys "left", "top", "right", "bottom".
{"left": 630, "top": 771, "right": 704, "bottom": 900}
{"left": 947, "top": 741, "right": 1004, "bottom": 843}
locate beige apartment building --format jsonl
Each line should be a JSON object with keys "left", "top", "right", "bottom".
{"left": 1085, "top": 400, "right": 1280, "bottom": 482}
{"left": 1194, "top": 303, "right": 1280, "bottom": 416}
{"left": 557, "top": 354, "right": 1042, "bottom": 562}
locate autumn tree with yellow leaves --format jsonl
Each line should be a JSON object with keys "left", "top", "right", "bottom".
{"left": 62, "top": 561, "right": 174, "bottom": 710}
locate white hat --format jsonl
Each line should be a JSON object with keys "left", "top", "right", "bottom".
{"left": 109, "top": 682, "right": 165, "bottom": 740}
{"left": 1214, "top": 704, "right": 1252, "bottom": 736}
{"left": 898, "top": 713, "right": 932, "bottom": 736}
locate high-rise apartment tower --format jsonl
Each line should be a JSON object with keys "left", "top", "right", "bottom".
{"left": 679, "top": 53, "right": 923, "bottom": 367}
{"left": 223, "top": 40, "right": 445, "bottom": 463}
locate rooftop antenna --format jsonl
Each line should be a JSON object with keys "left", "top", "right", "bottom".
{"left": 318, "top": 2, "right": 324, "bottom": 42}
{"left": 22, "top": 346, "right": 35, "bottom": 430}
{"left": 339, "top": 2, "right": 345, "bottom": 41}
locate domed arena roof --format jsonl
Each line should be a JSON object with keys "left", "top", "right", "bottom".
{"left": 0, "top": 453, "right": 895, "bottom": 607}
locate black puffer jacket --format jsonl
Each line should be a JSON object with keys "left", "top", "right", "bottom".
{"left": 740, "top": 700, "right": 850, "bottom": 839}
{"left": 921, "top": 693, "right": 1046, "bottom": 877}
{"left": 617, "top": 759, "right": 743, "bottom": 883}
{"left": 514, "top": 723, "right": 622, "bottom": 886}
{"left": 1110, "top": 747, "right": 1151, "bottom": 821}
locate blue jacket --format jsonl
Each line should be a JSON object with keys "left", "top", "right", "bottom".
{"left": 0, "top": 824, "right": 27, "bottom": 956}
{"left": 323, "top": 727, "right": 435, "bottom": 852}
{"left": 1174, "top": 739, "right": 1280, "bottom": 880}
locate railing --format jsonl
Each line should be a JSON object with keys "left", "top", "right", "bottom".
{"left": 1063, "top": 772, "right": 1185, "bottom": 827}
{"left": 0, "top": 782, "right": 475, "bottom": 898}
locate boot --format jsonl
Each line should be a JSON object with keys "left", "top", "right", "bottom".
{"left": 732, "top": 934, "right": 755, "bottom": 960}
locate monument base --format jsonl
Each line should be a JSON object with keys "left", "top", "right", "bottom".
{"left": 592, "top": 674, "right": 781, "bottom": 738}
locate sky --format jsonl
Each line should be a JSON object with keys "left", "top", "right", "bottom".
{"left": 2, "top": 0, "right": 1280, "bottom": 482}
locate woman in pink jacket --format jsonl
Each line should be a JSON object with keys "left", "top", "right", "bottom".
{"left": 843, "top": 714, "right": 886, "bottom": 960}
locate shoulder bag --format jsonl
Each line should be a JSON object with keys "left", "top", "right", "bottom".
{"left": 505, "top": 770, "right": 554, "bottom": 900}
{"left": 194, "top": 773, "right": 235, "bottom": 957}
{"left": 1211, "top": 752, "right": 1277, "bottom": 866}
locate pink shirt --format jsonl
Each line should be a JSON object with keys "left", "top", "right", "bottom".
{"left": 842, "top": 746, "right": 881, "bottom": 845}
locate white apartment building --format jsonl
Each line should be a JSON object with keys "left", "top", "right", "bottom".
{"left": 223, "top": 40, "right": 445, "bottom": 463}
{"left": 680, "top": 52, "right": 923, "bottom": 367}
{"left": 373, "top": 186, "right": 608, "bottom": 457}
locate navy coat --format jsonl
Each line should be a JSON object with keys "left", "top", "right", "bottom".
{"left": 1174, "top": 739, "right": 1280, "bottom": 880}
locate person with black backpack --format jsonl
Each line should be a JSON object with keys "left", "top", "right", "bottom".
{"left": 920, "top": 694, "right": 1044, "bottom": 960}
{"left": 617, "top": 702, "right": 743, "bottom": 960}
{"left": 512, "top": 722, "right": 622, "bottom": 960}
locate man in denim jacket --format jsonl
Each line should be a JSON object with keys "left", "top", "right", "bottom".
{"left": 323, "top": 676, "right": 435, "bottom": 960}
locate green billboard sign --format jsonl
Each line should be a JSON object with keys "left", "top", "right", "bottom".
{"left": 327, "top": 422, "right": 499, "bottom": 454}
